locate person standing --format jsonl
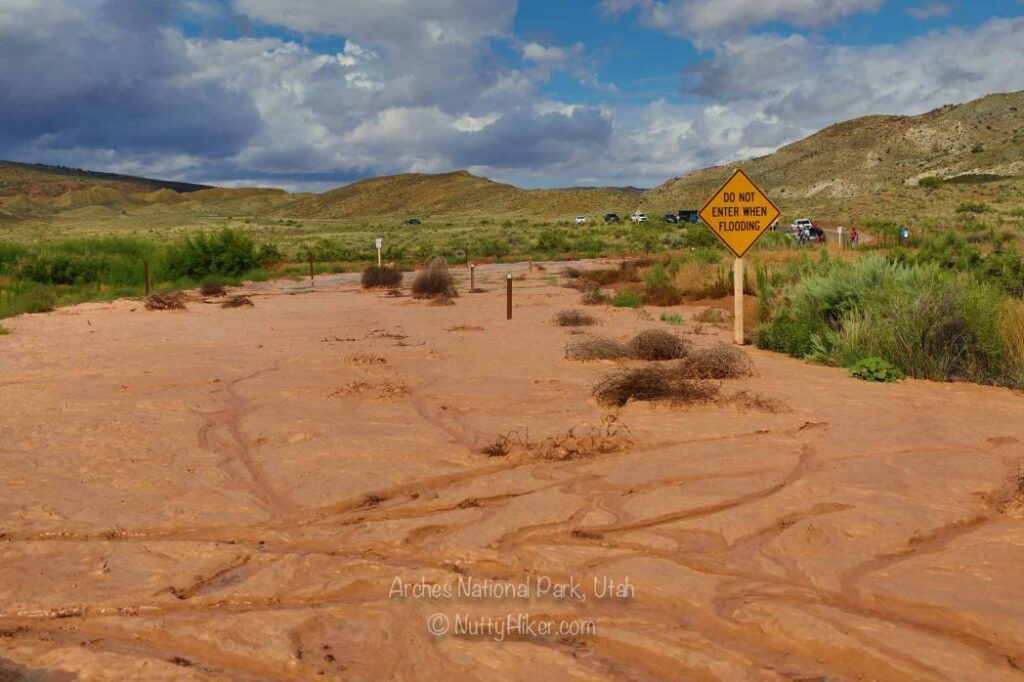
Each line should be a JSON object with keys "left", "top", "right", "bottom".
{"left": 851, "top": 227, "right": 859, "bottom": 247}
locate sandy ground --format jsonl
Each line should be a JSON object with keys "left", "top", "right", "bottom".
{"left": 1, "top": 263, "right": 1023, "bottom": 681}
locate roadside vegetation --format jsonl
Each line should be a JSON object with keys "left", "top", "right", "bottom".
{"left": 0, "top": 229, "right": 280, "bottom": 319}
{"left": 755, "top": 250, "right": 1024, "bottom": 389}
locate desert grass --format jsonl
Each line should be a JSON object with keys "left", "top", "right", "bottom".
{"left": 566, "top": 334, "right": 634, "bottom": 361}
{"left": 1001, "top": 299, "right": 1024, "bottom": 386}
{"left": 660, "top": 313, "right": 684, "bottom": 325}
{"left": 556, "top": 309, "right": 597, "bottom": 327}
{"left": 628, "top": 329, "right": 690, "bottom": 361}
{"left": 693, "top": 308, "right": 726, "bottom": 324}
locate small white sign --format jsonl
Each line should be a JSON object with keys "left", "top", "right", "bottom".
{"left": 375, "top": 238, "right": 383, "bottom": 249}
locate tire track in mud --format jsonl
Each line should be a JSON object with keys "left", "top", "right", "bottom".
{"left": 194, "top": 366, "right": 295, "bottom": 514}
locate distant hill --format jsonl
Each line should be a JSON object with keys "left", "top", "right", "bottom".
{"left": 646, "top": 91, "right": 1024, "bottom": 210}
{"left": 0, "top": 160, "right": 211, "bottom": 197}
{"left": 277, "top": 170, "right": 638, "bottom": 219}
{"left": 2, "top": 90, "right": 1022, "bottom": 226}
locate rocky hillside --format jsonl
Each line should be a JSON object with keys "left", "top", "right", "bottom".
{"left": 646, "top": 91, "right": 1024, "bottom": 210}
{"left": 0, "top": 161, "right": 211, "bottom": 197}
{"left": 277, "top": 170, "right": 637, "bottom": 219}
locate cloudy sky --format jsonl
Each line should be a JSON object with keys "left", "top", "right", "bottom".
{"left": 1, "top": 0, "right": 1022, "bottom": 191}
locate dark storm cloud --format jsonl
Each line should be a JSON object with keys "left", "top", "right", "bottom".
{"left": 451, "top": 107, "right": 612, "bottom": 169}
{"left": 0, "top": 0, "right": 260, "bottom": 159}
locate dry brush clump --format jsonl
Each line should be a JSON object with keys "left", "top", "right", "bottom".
{"left": 628, "top": 329, "right": 690, "bottom": 361}
{"left": 480, "top": 416, "right": 632, "bottom": 461}
{"left": 221, "top": 295, "right": 254, "bottom": 308}
{"left": 145, "top": 291, "right": 186, "bottom": 311}
{"left": 556, "top": 309, "right": 597, "bottom": 327}
{"left": 566, "top": 334, "right": 634, "bottom": 361}
{"left": 329, "top": 379, "right": 409, "bottom": 400}
{"left": 411, "top": 258, "right": 458, "bottom": 300}
{"left": 676, "top": 344, "right": 754, "bottom": 379}
{"left": 580, "top": 281, "right": 610, "bottom": 305}
{"left": 693, "top": 308, "right": 727, "bottom": 324}
{"left": 593, "top": 366, "right": 719, "bottom": 407}
{"left": 361, "top": 265, "right": 403, "bottom": 289}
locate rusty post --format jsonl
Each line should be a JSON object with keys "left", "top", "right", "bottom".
{"left": 506, "top": 273, "right": 512, "bottom": 320}
{"left": 309, "top": 253, "right": 314, "bottom": 287}
{"left": 143, "top": 260, "right": 150, "bottom": 296}
{"left": 470, "top": 263, "right": 475, "bottom": 292}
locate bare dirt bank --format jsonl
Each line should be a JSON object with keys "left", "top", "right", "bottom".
{"left": 1, "top": 265, "right": 1023, "bottom": 680}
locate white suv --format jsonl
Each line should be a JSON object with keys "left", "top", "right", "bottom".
{"left": 630, "top": 213, "right": 648, "bottom": 224}
{"left": 575, "top": 216, "right": 587, "bottom": 224}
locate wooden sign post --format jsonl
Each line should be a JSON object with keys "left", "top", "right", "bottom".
{"left": 375, "top": 238, "right": 383, "bottom": 267}
{"left": 698, "top": 169, "right": 780, "bottom": 346}
{"left": 506, "top": 273, "right": 512, "bottom": 320}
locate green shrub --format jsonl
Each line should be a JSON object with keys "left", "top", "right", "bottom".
{"left": 611, "top": 289, "right": 642, "bottom": 308}
{"left": 660, "top": 313, "right": 684, "bottom": 326}
{"left": 914, "top": 232, "right": 981, "bottom": 271}
{"left": 756, "top": 255, "right": 1022, "bottom": 388}
{"left": 849, "top": 357, "right": 904, "bottom": 382}
{"left": 918, "top": 176, "right": 943, "bottom": 190}
{"left": 0, "top": 241, "right": 29, "bottom": 274}
{"left": 642, "top": 264, "right": 683, "bottom": 306}
{"left": 256, "top": 242, "right": 284, "bottom": 267}
{"left": 956, "top": 201, "right": 991, "bottom": 214}
{"left": 18, "top": 287, "right": 56, "bottom": 314}
{"left": 163, "top": 229, "right": 260, "bottom": 279}
{"left": 16, "top": 252, "right": 108, "bottom": 285}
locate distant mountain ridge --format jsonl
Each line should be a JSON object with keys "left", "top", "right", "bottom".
{"left": 2, "top": 90, "right": 1022, "bottom": 221}
{"left": 0, "top": 160, "right": 212, "bottom": 197}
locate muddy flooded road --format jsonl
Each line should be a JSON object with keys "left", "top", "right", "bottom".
{"left": 1, "top": 265, "right": 1023, "bottom": 680}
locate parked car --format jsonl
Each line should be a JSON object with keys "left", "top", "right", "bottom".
{"left": 663, "top": 213, "right": 679, "bottom": 223}
{"left": 630, "top": 213, "right": 648, "bottom": 224}
{"left": 791, "top": 218, "right": 812, "bottom": 232}
{"left": 678, "top": 210, "right": 700, "bottom": 224}
{"left": 575, "top": 216, "right": 587, "bottom": 224}
{"left": 406, "top": 218, "right": 422, "bottom": 225}
{"left": 603, "top": 213, "right": 620, "bottom": 223}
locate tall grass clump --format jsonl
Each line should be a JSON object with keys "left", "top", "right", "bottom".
{"left": 361, "top": 265, "right": 403, "bottom": 289}
{"left": 757, "top": 254, "right": 1024, "bottom": 388}
{"left": 411, "top": 258, "right": 457, "bottom": 299}
{"left": 612, "top": 289, "right": 642, "bottom": 308}
{"left": 642, "top": 264, "right": 683, "bottom": 306}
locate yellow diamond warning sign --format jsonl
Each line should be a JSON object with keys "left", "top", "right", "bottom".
{"left": 698, "top": 169, "right": 780, "bottom": 258}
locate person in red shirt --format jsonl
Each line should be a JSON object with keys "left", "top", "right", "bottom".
{"left": 851, "top": 227, "right": 859, "bottom": 246}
